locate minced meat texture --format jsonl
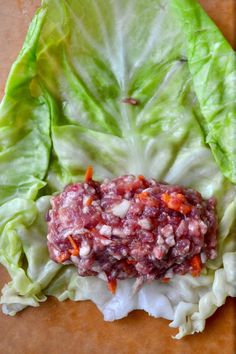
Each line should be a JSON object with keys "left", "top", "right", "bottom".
{"left": 46, "top": 174, "right": 217, "bottom": 291}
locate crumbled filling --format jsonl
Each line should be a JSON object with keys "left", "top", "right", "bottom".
{"left": 47, "top": 173, "right": 217, "bottom": 293}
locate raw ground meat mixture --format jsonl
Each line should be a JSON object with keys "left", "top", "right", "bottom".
{"left": 47, "top": 170, "right": 217, "bottom": 293}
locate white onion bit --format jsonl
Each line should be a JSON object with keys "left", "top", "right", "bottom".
{"left": 111, "top": 199, "right": 131, "bottom": 218}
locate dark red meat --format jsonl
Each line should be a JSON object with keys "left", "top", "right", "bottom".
{"left": 47, "top": 175, "right": 217, "bottom": 289}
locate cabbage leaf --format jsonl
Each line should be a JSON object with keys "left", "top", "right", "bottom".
{"left": 0, "top": 0, "right": 235, "bottom": 338}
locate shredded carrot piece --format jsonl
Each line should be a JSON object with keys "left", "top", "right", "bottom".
{"left": 57, "top": 251, "right": 69, "bottom": 263}
{"left": 68, "top": 248, "right": 80, "bottom": 256}
{"left": 137, "top": 191, "right": 159, "bottom": 207}
{"left": 161, "top": 193, "right": 171, "bottom": 204}
{"left": 180, "top": 204, "right": 192, "bottom": 214}
{"left": 137, "top": 191, "right": 149, "bottom": 201}
{"left": 107, "top": 279, "right": 117, "bottom": 294}
{"left": 161, "top": 193, "right": 192, "bottom": 214}
{"left": 84, "top": 166, "right": 93, "bottom": 182}
{"left": 67, "top": 235, "right": 80, "bottom": 256}
{"left": 85, "top": 196, "right": 93, "bottom": 206}
{"left": 68, "top": 235, "right": 78, "bottom": 250}
{"left": 191, "top": 254, "right": 202, "bottom": 277}
{"left": 138, "top": 175, "right": 145, "bottom": 181}
{"left": 161, "top": 277, "right": 170, "bottom": 283}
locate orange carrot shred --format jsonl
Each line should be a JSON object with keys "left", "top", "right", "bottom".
{"left": 180, "top": 204, "right": 192, "bottom": 214}
{"left": 85, "top": 166, "right": 93, "bottom": 182}
{"left": 107, "top": 279, "right": 117, "bottom": 294}
{"left": 138, "top": 175, "right": 145, "bottom": 181}
{"left": 68, "top": 248, "right": 80, "bottom": 256}
{"left": 68, "top": 235, "right": 78, "bottom": 250}
{"left": 85, "top": 196, "right": 93, "bottom": 206}
{"left": 161, "top": 193, "right": 171, "bottom": 204}
{"left": 191, "top": 254, "right": 202, "bottom": 277}
{"left": 68, "top": 235, "right": 80, "bottom": 256}
{"left": 161, "top": 193, "right": 192, "bottom": 215}
{"left": 161, "top": 277, "right": 170, "bottom": 283}
{"left": 137, "top": 191, "right": 149, "bottom": 201}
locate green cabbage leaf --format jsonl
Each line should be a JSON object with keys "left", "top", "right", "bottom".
{"left": 0, "top": 0, "right": 235, "bottom": 338}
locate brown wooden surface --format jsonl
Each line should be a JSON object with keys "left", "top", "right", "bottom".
{"left": 0, "top": 1, "right": 235, "bottom": 353}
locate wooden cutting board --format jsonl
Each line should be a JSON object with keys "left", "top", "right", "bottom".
{"left": 0, "top": 1, "right": 235, "bottom": 353}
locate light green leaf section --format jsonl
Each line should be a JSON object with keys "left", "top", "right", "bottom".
{"left": 173, "top": 0, "right": 236, "bottom": 183}
{"left": 0, "top": 0, "right": 235, "bottom": 337}
{"left": 0, "top": 8, "right": 51, "bottom": 204}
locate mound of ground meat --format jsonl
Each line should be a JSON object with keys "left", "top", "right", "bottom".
{"left": 46, "top": 172, "right": 217, "bottom": 293}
